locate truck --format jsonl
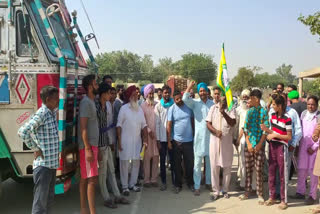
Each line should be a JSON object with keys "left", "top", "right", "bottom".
{"left": 166, "top": 75, "right": 189, "bottom": 96}
{"left": 0, "top": 0, "right": 98, "bottom": 195}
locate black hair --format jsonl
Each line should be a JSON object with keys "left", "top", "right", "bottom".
{"left": 157, "top": 88, "right": 163, "bottom": 92}
{"left": 110, "top": 87, "right": 116, "bottom": 92}
{"left": 307, "top": 95, "right": 319, "bottom": 105}
{"left": 272, "top": 87, "right": 277, "bottom": 91}
{"left": 249, "top": 89, "right": 262, "bottom": 100}
{"left": 102, "top": 75, "right": 113, "bottom": 82}
{"left": 213, "top": 86, "right": 221, "bottom": 92}
{"left": 277, "top": 83, "right": 284, "bottom": 88}
{"left": 162, "top": 85, "right": 171, "bottom": 93}
{"left": 136, "top": 87, "right": 140, "bottom": 91}
{"left": 98, "top": 83, "right": 112, "bottom": 97}
{"left": 272, "top": 94, "right": 286, "bottom": 115}
{"left": 82, "top": 74, "right": 96, "bottom": 92}
{"left": 40, "top": 85, "right": 59, "bottom": 103}
{"left": 116, "top": 84, "right": 124, "bottom": 92}
{"left": 288, "top": 84, "right": 297, "bottom": 91}
{"left": 173, "top": 90, "right": 181, "bottom": 97}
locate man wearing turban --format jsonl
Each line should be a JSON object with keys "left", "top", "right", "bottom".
{"left": 288, "top": 90, "right": 307, "bottom": 118}
{"left": 182, "top": 81, "right": 214, "bottom": 196}
{"left": 116, "top": 85, "right": 148, "bottom": 196}
{"left": 140, "top": 84, "right": 160, "bottom": 188}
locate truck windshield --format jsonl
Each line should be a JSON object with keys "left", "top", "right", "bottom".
{"left": 28, "top": 0, "right": 75, "bottom": 59}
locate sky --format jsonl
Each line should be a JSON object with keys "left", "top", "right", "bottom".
{"left": 66, "top": 0, "right": 320, "bottom": 78}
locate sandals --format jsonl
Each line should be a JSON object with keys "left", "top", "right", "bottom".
{"left": 223, "top": 192, "right": 229, "bottom": 199}
{"left": 104, "top": 199, "right": 117, "bottom": 209}
{"left": 115, "top": 197, "right": 130, "bottom": 205}
{"left": 258, "top": 196, "right": 265, "bottom": 205}
{"left": 264, "top": 198, "right": 276, "bottom": 206}
{"left": 278, "top": 202, "right": 288, "bottom": 210}
{"left": 239, "top": 193, "right": 249, "bottom": 200}
{"left": 312, "top": 206, "right": 320, "bottom": 214}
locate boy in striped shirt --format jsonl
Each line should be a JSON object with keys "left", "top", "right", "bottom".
{"left": 261, "top": 94, "right": 292, "bottom": 210}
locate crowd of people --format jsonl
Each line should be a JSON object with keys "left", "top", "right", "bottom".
{"left": 18, "top": 74, "right": 320, "bottom": 214}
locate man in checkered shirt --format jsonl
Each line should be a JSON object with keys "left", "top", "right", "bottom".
{"left": 18, "top": 85, "right": 59, "bottom": 214}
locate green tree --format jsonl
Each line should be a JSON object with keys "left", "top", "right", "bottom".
{"left": 231, "top": 67, "right": 256, "bottom": 92}
{"left": 298, "top": 12, "right": 320, "bottom": 41}
{"left": 87, "top": 50, "right": 143, "bottom": 82}
{"left": 175, "top": 53, "right": 217, "bottom": 84}
{"left": 275, "top": 64, "right": 296, "bottom": 84}
{"left": 254, "top": 72, "right": 284, "bottom": 89}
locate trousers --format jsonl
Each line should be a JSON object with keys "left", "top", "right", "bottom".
{"left": 159, "top": 141, "right": 175, "bottom": 185}
{"left": 32, "top": 166, "right": 56, "bottom": 214}
{"left": 194, "top": 155, "right": 211, "bottom": 190}
{"left": 98, "top": 146, "right": 121, "bottom": 201}
{"left": 120, "top": 159, "right": 140, "bottom": 189}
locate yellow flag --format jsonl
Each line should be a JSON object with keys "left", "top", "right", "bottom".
{"left": 216, "top": 43, "right": 233, "bottom": 110}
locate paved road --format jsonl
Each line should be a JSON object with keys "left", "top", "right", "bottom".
{"left": 1, "top": 154, "right": 318, "bottom": 214}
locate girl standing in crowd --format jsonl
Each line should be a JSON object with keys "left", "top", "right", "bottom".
{"left": 262, "top": 94, "right": 292, "bottom": 210}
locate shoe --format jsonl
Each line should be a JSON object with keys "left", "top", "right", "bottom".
{"left": 122, "top": 189, "right": 130, "bottom": 196}
{"left": 160, "top": 184, "right": 167, "bottom": 191}
{"left": 223, "top": 192, "right": 229, "bottom": 199}
{"left": 104, "top": 199, "right": 117, "bottom": 209}
{"left": 290, "top": 193, "right": 305, "bottom": 200}
{"left": 143, "top": 183, "right": 151, "bottom": 188}
{"left": 151, "top": 182, "right": 159, "bottom": 187}
{"left": 205, "top": 184, "right": 213, "bottom": 192}
{"left": 129, "top": 185, "right": 141, "bottom": 192}
{"left": 305, "top": 196, "right": 316, "bottom": 205}
{"left": 210, "top": 194, "right": 219, "bottom": 201}
{"left": 188, "top": 185, "right": 195, "bottom": 192}
{"left": 136, "top": 180, "right": 142, "bottom": 186}
{"left": 174, "top": 187, "right": 181, "bottom": 194}
{"left": 194, "top": 189, "right": 200, "bottom": 196}
{"left": 114, "top": 197, "right": 130, "bottom": 205}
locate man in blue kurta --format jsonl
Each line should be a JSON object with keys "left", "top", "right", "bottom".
{"left": 183, "top": 81, "right": 214, "bottom": 196}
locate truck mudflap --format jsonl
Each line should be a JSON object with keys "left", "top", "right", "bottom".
{"left": 0, "top": 129, "right": 21, "bottom": 178}
{"left": 55, "top": 172, "right": 78, "bottom": 194}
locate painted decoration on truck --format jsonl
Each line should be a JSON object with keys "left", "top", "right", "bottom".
{"left": 15, "top": 74, "right": 31, "bottom": 104}
{"left": 0, "top": 74, "right": 9, "bottom": 104}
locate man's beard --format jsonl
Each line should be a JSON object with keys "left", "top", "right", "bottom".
{"left": 129, "top": 99, "right": 139, "bottom": 111}
{"left": 146, "top": 97, "right": 154, "bottom": 105}
{"left": 240, "top": 100, "right": 249, "bottom": 110}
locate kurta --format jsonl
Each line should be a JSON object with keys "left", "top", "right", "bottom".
{"left": 117, "top": 104, "right": 147, "bottom": 160}
{"left": 182, "top": 92, "right": 214, "bottom": 156}
{"left": 298, "top": 110, "right": 320, "bottom": 170}
{"left": 141, "top": 101, "right": 159, "bottom": 157}
{"left": 206, "top": 104, "right": 235, "bottom": 167}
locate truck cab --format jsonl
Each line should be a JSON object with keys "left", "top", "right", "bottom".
{"left": 0, "top": 0, "right": 93, "bottom": 195}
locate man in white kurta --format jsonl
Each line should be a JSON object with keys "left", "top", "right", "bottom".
{"left": 117, "top": 85, "right": 148, "bottom": 196}
{"left": 206, "top": 97, "right": 236, "bottom": 200}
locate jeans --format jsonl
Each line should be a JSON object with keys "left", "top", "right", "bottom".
{"left": 32, "top": 166, "right": 56, "bottom": 214}
{"left": 159, "top": 141, "right": 175, "bottom": 185}
{"left": 172, "top": 141, "right": 194, "bottom": 188}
